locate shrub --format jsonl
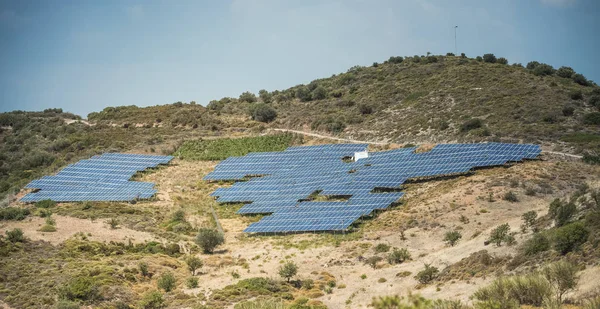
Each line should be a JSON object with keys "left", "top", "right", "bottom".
{"left": 358, "top": 104, "right": 374, "bottom": 115}
{"left": 522, "top": 233, "right": 551, "bottom": 256}
{"left": 503, "top": 191, "right": 518, "bottom": 202}
{"left": 482, "top": 54, "right": 497, "bottom": 63}
{"left": 139, "top": 290, "right": 165, "bottom": 309}
{"left": 0, "top": 207, "right": 30, "bottom": 220}
{"left": 542, "top": 260, "right": 579, "bottom": 303}
{"left": 59, "top": 277, "right": 100, "bottom": 301}
{"left": 573, "top": 74, "right": 590, "bottom": 86}
{"left": 186, "top": 256, "right": 203, "bottom": 275}
{"left": 302, "top": 279, "right": 314, "bottom": 290}
{"left": 171, "top": 209, "right": 185, "bottom": 222}
{"left": 374, "top": 243, "right": 390, "bottom": 253}
{"left": 562, "top": 106, "right": 575, "bottom": 116}
{"left": 387, "top": 56, "right": 404, "bottom": 64}
{"left": 35, "top": 199, "right": 56, "bottom": 208}
{"left": 497, "top": 57, "right": 508, "bottom": 65}
{"left": 557, "top": 66, "right": 575, "bottom": 78}
{"left": 570, "top": 90, "right": 584, "bottom": 100}
{"left": 278, "top": 261, "right": 298, "bottom": 282}
{"left": 139, "top": 262, "right": 150, "bottom": 277}
{"left": 533, "top": 64, "right": 555, "bottom": 76}
{"left": 5, "top": 228, "right": 24, "bottom": 243}
{"left": 258, "top": 89, "right": 272, "bottom": 103}
{"left": 296, "top": 86, "right": 312, "bottom": 102}
{"left": 416, "top": 264, "right": 439, "bottom": 284}
{"left": 312, "top": 86, "right": 327, "bottom": 100}
{"left": 107, "top": 218, "right": 119, "bottom": 229}
{"left": 553, "top": 222, "right": 589, "bottom": 255}
{"left": 157, "top": 271, "right": 176, "bottom": 292}
{"left": 589, "top": 95, "right": 600, "bottom": 109}
{"left": 387, "top": 248, "right": 411, "bottom": 264}
{"left": 489, "top": 223, "right": 511, "bottom": 247}
{"left": 583, "top": 112, "right": 600, "bottom": 125}
{"left": 365, "top": 256, "right": 383, "bottom": 269}
{"left": 372, "top": 62, "right": 379, "bottom": 67}
{"left": 235, "top": 299, "right": 286, "bottom": 309}
{"left": 239, "top": 91, "right": 257, "bottom": 103}
{"left": 473, "top": 274, "right": 552, "bottom": 307}
{"left": 444, "top": 230, "right": 462, "bottom": 246}
{"left": 186, "top": 277, "right": 199, "bottom": 288}
{"left": 251, "top": 104, "right": 277, "bottom": 123}
{"left": 526, "top": 61, "right": 541, "bottom": 70}
{"left": 460, "top": 118, "right": 483, "bottom": 132}
{"left": 475, "top": 56, "right": 483, "bottom": 62}
{"left": 195, "top": 228, "right": 225, "bottom": 253}
{"left": 549, "top": 198, "right": 577, "bottom": 227}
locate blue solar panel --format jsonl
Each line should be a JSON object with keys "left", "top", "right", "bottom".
{"left": 206, "top": 142, "right": 541, "bottom": 233}
{"left": 20, "top": 153, "right": 173, "bottom": 203}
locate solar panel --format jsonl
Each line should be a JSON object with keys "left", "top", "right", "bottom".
{"left": 206, "top": 142, "right": 541, "bottom": 233}
{"left": 20, "top": 153, "right": 173, "bottom": 203}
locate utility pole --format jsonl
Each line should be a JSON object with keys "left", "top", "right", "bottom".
{"left": 454, "top": 25, "right": 458, "bottom": 55}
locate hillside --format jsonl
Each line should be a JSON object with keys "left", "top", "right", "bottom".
{"left": 1, "top": 54, "right": 600, "bottom": 309}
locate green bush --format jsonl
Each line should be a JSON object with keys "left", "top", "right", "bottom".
{"left": 302, "top": 278, "right": 314, "bottom": 290}
{"left": 387, "top": 248, "right": 411, "bottom": 265}
{"left": 35, "top": 199, "right": 56, "bottom": 208}
{"left": 583, "top": 112, "right": 600, "bottom": 125}
{"left": 157, "top": 271, "right": 176, "bottom": 292}
{"left": 416, "top": 264, "right": 439, "bottom": 284}
{"left": 235, "top": 299, "right": 285, "bottom": 309}
{"left": 503, "top": 191, "right": 518, "bottom": 202}
{"left": 489, "top": 223, "right": 511, "bottom": 247}
{"left": 549, "top": 198, "right": 577, "bottom": 227}
{"left": 59, "top": 277, "right": 100, "bottom": 301}
{"left": 483, "top": 54, "right": 497, "bottom": 63}
{"left": 5, "top": 228, "right": 25, "bottom": 243}
{"left": 497, "top": 57, "right": 508, "bottom": 65}
{"left": 0, "top": 207, "right": 30, "bottom": 220}
{"left": 562, "top": 106, "right": 575, "bottom": 116}
{"left": 186, "top": 276, "right": 199, "bottom": 288}
{"left": 251, "top": 104, "right": 277, "bottom": 123}
{"left": 312, "top": 86, "right": 327, "bottom": 100}
{"left": 460, "top": 118, "right": 483, "bottom": 132}
{"left": 195, "top": 228, "right": 225, "bottom": 253}
{"left": 365, "top": 256, "right": 383, "bottom": 269}
{"left": 570, "top": 90, "right": 584, "bottom": 100}
{"left": 557, "top": 66, "right": 575, "bottom": 78}
{"left": 553, "top": 222, "right": 588, "bottom": 255}
{"left": 521, "top": 210, "right": 538, "bottom": 232}
{"left": 258, "top": 89, "right": 272, "bottom": 103}
{"left": 387, "top": 56, "right": 404, "bottom": 64}
{"left": 374, "top": 243, "right": 391, "bottom": 253}
{"left": 239, "top": 91, "right": 257, "bottom": 103}
{"left": 522, "top": 233, "right": 550, "bottom": 256}
{"left": 139, "top": 290, "right": 165, "bottom": 309}
{"left": 542, "top": 260, "right": 579, "bottom": 303}
{"left": 278, "top": 261, "right": 298, "bottom": 282}
{"left": 526, "top": 61, "right": 541, "bottom": 70}
{"left": 573, "top": 74, "right": 590, "bottom": 86}
{"left": 444, "top": 230, "right": 462, "bottom": 246}
{"left": 533, "top": 64, "right": 555, "bottom": 76}
{"left": 358, "top": 104, "right": 374, "bottom": 115}
{"left": 473, "top": 274, "right": 552, "bottom": 307}
{"left": 139, "top": 262, "right": 149, "bottom": 277}
{"left": 296, "top": 86, "right": 312, "bottom": 102}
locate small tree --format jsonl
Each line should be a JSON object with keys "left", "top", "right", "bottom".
{"left": 522, "top": 233, "right": 551, "bottom": 256}
{"left": 296, "top": 86, "right": 312, "bottom": 102}
{"left": 251, "top": 104, "right": 277, "bottom": 123}
{"left": 416, "top": 264, "right": 439, "bottom": 284}
{"left": 527, "top": 61, "right": 541, "bottom": 70}
{"left": 497, "top": 57, "right": 508, "bottom": 65}
{"left": 557, "top": 66, "right": 575, "bottom": 78}
{"left": 489, "top": 223, "right": 511, "bottom": 247}
{"left": 139, "top": 290, "right": 165, "bottom": 309}
{"left": 258, "top": 89, "right": 272, "bottom": 103}
{"left": 186, "top": 256, "right": 203, "bottom": 275}
{"left": 482, "top": 54, "right": 497, "bottom": 63}
{"left": 195, "top": 228, "right": 225, "bottom": 254}
{"left": 573, "top": 74, "right": 590, "bottom": 86}
{"left": 5, "top": 228, "right": 24, "bottom": 243}
{"left": 444, "top": 230, "right": 462, "bottom": 246}
{"left": 157, "top": 272, "right": 176, "bottom": 292}
{"left": 543, "top": 260, "right": 579, "bottom": 304}
{"left": 365, "top": 256, "right": 383, "bottom": 269}
{"left": 553, "top": 222, "right": 589, "bottom": 255}
{"left": 278, "top": 261, "right": 298, "bottom": 282}
{"left": 521, "top": 210, "right": 538, "bottom": 232}
{"left": 549, "top": 198, "right": 577, "bottom": 227}
{"left": 312, "top": 86, "right": 327, "bottom": 100}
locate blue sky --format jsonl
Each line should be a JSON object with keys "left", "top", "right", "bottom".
{"left": 0, "top": 0, "right": 598, "bottom": 117}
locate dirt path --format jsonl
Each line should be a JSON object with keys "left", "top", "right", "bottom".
{"left": 0, "top": 215, "right": 159, "bottom": 245}
{"left": 271, "top": 128, "right": 583, "bottom": 158}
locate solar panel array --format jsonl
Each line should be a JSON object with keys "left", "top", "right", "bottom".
{"left": 20, "top": 153, "right": 173, "bottom": 203}
{"left": 205, "top": 143, "right": 541, "bottom": 233}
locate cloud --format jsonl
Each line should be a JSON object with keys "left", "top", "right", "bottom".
{"left": 540, "top": 0, "right": 576, "bottom": 7}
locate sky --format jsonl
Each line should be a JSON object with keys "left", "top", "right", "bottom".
{"left": 0, "top": 0, "right": 599, "bottom": 117}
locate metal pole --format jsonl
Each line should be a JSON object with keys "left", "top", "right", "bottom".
{"left": 454, "top": 26, "right": 458, "bottom": 55}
